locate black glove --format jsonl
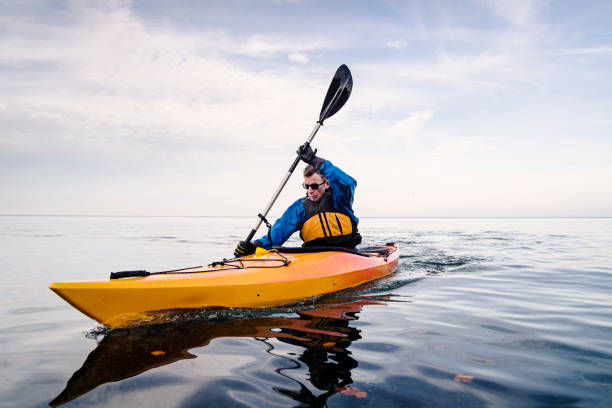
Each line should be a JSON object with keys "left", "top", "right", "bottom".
{"left": 297, "top": 143, "right": 325, "bottom": 169}
{"left": 297, "top": 143, "right": 317, "bottom": 164}
{"left": 234, "top": 240, "right": 256, "bottom": 257}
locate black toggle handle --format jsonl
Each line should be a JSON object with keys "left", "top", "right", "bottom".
{"left": 110, "top": 270, "right": 150, "bottom": 280}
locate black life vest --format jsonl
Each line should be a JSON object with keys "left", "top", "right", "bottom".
{"left": 299, "top": 189, "right": 362, "bottom": 248}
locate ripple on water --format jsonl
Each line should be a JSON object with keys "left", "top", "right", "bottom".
{"left": 181, "top": 377, "right": 283, "bottom": 408}
{"left": 10, "top": 307, "right": 56, "bottom": 315}
{"left": 582, "top": 373, "right": 612, "bottom": 386}
{"left": 478, "top": 324, "right": 520, "bottom": 335}
{"left": 372, "top": 374, "right": 488, "bottom": 407}
{"left": 518, "top": 339, "right": 612, "bottom": 361}
{"left": 2, "top": 323, "right": 57, "bottom": 334}
{"left": 351, "top": 342, "right": 401, "bottom": 353}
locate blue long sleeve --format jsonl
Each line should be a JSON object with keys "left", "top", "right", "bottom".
{"left": 256, "top": 198, "right": 305, "bottom": 248}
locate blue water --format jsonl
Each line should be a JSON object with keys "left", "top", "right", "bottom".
{"left": 1, "top": 216, "right": 611, "bottom": 407}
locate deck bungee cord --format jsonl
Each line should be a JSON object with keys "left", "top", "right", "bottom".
{"left": 109, "top": 245, "right": 396, "bottom": 280}
{"left": 109, "top": 251, "right": 291, "bottom": 279}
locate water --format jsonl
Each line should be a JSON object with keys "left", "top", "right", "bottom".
{"left": 1, "top": 216, "right": 612, "bottom": 407}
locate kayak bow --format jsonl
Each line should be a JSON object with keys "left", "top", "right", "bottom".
{"left": 49, "top": 244, "right": 399, "bottom": 328}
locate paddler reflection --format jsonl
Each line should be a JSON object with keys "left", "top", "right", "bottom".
{"left": 50, "top": 297, "right": 387, "bottom": 407}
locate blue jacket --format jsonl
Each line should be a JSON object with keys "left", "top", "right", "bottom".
{"left": 256, "top": 160, "right": 358, "bottom": 248}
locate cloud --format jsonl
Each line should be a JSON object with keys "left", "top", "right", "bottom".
{"left": 560, "top": 46, "right": 612, "bottom": 55}
{"left": 236, "top": 34, "right": 332, "bottom": 58}
{"left": 0, "top": 2, "right": 336, "bottom": 153}
{"left": 386, "top": 40, "right": 407, "bottom": 50}
{"left": 390, "top": 110, "right": 434, "bottom": 138}
{"left": 476, "top": 0, "right": 540, "bottom": 27}
{"left": 288, "top": 52, "right": 309, "bottom": 64}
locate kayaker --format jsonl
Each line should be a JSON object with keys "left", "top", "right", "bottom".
{"left": 234, "top": 143, "right": 362, "bottom": 257}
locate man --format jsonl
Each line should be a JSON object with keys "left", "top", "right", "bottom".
{"left": 234, "top": 143, "right": 361, "bottom": 257}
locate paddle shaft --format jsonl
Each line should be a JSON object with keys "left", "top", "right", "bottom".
{"left": 245, "top": 121, "right": 322, "bottom": 243}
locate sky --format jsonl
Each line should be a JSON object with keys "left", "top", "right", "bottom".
{"left": 1, "top": 0, "right": 611, "bottom": 217}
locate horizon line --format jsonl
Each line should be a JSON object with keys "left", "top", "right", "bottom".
{"left": 1, "top": 214, "right": 611, "bottom": 219}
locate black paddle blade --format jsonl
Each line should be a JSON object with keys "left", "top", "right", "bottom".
{"left": 319, "top": 64, "right": 353, "bottom": 124}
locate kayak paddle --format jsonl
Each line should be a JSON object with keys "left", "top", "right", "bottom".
{"left": 244, "top": 64, "right": 353, "bottom": 243}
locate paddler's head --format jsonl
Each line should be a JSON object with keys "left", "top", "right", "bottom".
{"left": 303, "top": 165, "right": 329, "bottom": 202}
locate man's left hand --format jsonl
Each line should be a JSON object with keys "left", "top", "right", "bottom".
{"left": 297, "top": 143, "right": 324, "bottom": 169}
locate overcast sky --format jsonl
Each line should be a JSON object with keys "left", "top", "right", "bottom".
{"left": 1, "top": 0, "right": 611, "bottom": 217}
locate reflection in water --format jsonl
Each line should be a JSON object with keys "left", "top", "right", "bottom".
{"left": 50, "top": 296, "right": 389, "bottom": 407}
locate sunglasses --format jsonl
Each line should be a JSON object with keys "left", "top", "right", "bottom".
{"left": 302, "top": 182, "right": 325, "bottom": 190}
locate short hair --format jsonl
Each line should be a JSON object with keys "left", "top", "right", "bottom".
{"left": 303, "top": 165, "right": 327, "bottom": 181}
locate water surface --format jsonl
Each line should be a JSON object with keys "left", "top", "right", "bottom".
{"left": 1, "top": 216, "right": 611, "bottom": 407}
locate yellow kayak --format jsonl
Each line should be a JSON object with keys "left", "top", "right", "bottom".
{"left": 49, "top": 244, "right": 399, "bottom": 328}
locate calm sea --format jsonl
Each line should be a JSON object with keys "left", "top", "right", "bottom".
{"left": 1, "top": 216, "right": 611, "bottom": 407}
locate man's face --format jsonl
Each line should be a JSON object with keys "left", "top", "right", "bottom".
{"left": 304, "top": 173, "right": 329, "bottom": 202}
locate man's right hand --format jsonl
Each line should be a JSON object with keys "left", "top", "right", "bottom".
{"left": 234, "top": 241, "right": 256, "bottom": 257}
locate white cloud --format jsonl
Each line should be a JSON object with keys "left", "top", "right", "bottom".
{"left": 390, "top": 110, "right": 434, "bottom": 139}
{"left": 237, "top": 34, "right": 332, "bottom": 58}
{"left": 560, "top": 46, "right": 612, "bottom": 55}
{"left": 0, "top": 3, "right": 333, "bottom": 151}
{"left": 386, "top": 40, "right": 406, "bottom": 50}
{"left": 288, "top": 52, "right": 309, "bottom": 64}
{"left": 476, "top": 0, "right": 540, "bottom": 27}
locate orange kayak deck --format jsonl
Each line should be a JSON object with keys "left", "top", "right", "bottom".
{"left": 49, "top": 244, "right": 399, "bottom": 328}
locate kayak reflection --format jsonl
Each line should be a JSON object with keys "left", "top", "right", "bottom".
{"left": 50, "top": 296, "right": 389, "bottom": 407}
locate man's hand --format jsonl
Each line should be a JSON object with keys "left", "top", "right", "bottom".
{"left": 234, "top": 241, "right": 256, "bottom": 257}
{"left": 297, "top": 143, "right": 324, "bottom": 169}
